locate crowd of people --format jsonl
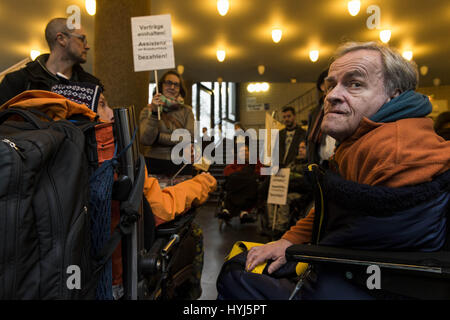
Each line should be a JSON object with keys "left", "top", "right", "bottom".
{"left": 1, "top": 16, "right": 450, "bottom": 301}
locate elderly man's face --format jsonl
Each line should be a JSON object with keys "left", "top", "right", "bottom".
{"left": 321, "top": 49, "right": 391, "bottom": 142}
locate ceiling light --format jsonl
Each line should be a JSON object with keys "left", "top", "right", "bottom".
{"left": 258, "top": 65, "right": 265, "bottom": 75}
{"left": 420, "top": 66, "right": 428, "bottom": 76}
{"left": 30, "top": 50, "right": 40, "bottom": 60}
{"left": 216, "top": 50, "right": 226, "bottom": 62}
{"left": 309, "top": 50, "right": 319, "bottom": 62}
{"left": 177, "top": 64, "right": 184, "bottom": 75}
{"left": 247, "top": 82, "right": 270, "bottom": 93}
{"left": 348, "top": 0, "right": 361, "bottom": 16}
{"left": 85, "top": 0, "right": 96, "bottom": 16}
{"left": 217, "top": 0, "right": 229, "bottom": 16}
{"left": 402, "top": 50, "right": 413, "bottom": 61}
{"left": 379, "top": 30, "right": 391, "bottom": 43}
{"left": 272, "top": 28, "right": 282, "bottom": 43}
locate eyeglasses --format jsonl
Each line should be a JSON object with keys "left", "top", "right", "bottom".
{"left": 162, "top": 80, "right": 180, "bottom": 88}
{"left": 62, "top": 32, "right": 87, "bottom": 45}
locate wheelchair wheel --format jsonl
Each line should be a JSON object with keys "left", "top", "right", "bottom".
{"left": 218, "top": 216, "right": 232, "bottom": 232}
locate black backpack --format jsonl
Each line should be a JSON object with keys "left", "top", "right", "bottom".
{"left": 0, "top": 108, "right": 95, "bottom": 299}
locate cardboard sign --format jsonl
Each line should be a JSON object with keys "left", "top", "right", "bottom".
{"left": 264, "top": 112, "right": 285, "bottom": 165}
{"left": 267, "top": 168, "right": 290, "bottom": 205}
{"left": 131, "top": 14, "right": 175, "bottom": 72}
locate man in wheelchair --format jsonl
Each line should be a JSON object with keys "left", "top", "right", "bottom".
{"left": 218, "top": 143, "right": 263, "bottom": 224}
{"left": 217, "top": 41, "right": 450, "bottom": 300}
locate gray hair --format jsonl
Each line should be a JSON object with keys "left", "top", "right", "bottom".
{"left": 332, "top": 41, "right": 419, "bottom": 95}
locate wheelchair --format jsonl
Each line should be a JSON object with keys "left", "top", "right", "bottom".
{"left": 107, "top": 107, "right": 203, "bottom": 300}
{"left": 256, "top": 173, "right": 315, "bottom": 241}
{"left": 285, "top": 164, "right": 450, "bottom": 300}
{"left": 215, "top": 168, "right": 263, "bottom": 230}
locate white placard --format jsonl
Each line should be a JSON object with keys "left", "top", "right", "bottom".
{"left": 131, "top": 14, "right": 175, "bottom": 72}
{"left": 267, "top": 168, "right": 290, "bottom": 205}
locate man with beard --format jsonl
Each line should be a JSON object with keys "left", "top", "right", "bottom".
{"left": 0, "top": 17, "right": 103, "bottom": 106}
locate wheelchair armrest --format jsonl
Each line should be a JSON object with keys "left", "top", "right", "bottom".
{"left": 155, "top": 208, "right": 196, "bottom": 236}
{"left": 285, "top": 244, "right": 450, "bottom": 276}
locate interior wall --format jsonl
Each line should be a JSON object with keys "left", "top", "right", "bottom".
{"left": 238, "top": 82, "right": 316, "bottom": 131}
{"left": 418, "top": 85, "right": 450, "bottom": 119}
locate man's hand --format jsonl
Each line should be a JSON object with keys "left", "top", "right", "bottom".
{"left": 245, "top": 239, "right": 293, "bottom": 274}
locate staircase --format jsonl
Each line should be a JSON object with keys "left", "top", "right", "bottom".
{"left": 279, "top": 87, "right": 319, "bottom": 123}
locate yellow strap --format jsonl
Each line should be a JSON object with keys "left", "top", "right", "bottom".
{"left": 225, "top": 241, "right": 308, "bottom": 276}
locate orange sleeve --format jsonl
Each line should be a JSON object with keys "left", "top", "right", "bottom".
{"left": 143, "top": 168, "right": 217, "bottom": 226}
{"left": 281, "top": 207, "right": 315, "bottom": 244}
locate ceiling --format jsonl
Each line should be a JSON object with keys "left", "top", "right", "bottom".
{"left": 1, "top": 0, "right": 450, "bottom": 87}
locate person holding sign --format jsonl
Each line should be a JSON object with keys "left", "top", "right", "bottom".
{"left": 139, "top": 70, "right": 195, "bottom": 175}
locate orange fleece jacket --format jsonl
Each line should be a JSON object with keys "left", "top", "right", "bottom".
{"left": 282, "top": 117, "right": 450, "bottom": 244}
{"left": 0, "top": 90, "right": 98, "bottom": 121}
{"left": 143, "top": 167, "right": 217, "bottom": 226}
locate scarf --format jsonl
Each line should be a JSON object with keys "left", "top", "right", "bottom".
{"left": 370, "top": 90, "right": 432, "bottom": 123}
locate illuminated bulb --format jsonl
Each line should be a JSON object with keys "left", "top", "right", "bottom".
{"left": 309, "top": 50, "right": 319, "bottom": 62}
{"left": 402, "top": 51, "right": 413, "bottom": 61}
{"left": 85, "top": 0, "right": 96, "bottom": 16}
{"left": 177, "top": 64, "right": 184, "bottom": 75}
{"left": 272, "top": 28, "right": 282, "bottom": 43}
{"left": 261, "top": 82, "right": 270, "bottom": 92}
{"left": 290, "top": 78, "right": 297, "bottom": 84}
{"left": 217, "top": 0, "right": 229, "bottom": 16}
{"left": 217, "top": 77, "right": 223, "bottom": 84}
{"left": 216, "top": 50, "right": 226, "bottom": 62}
{"left": 258, "top": 65, "right": 265, "bottom": 75}
{"left": 420, "top": 66, "right": 428, "bottom": 76}
{"left": 30, "top": 50, "right": 41, "bottom": 60}
{"left": 379, "top": 30, "right": 391, "bottom": 43}
{"left": 247, "top": 83, "right": 255, "bottom": 93}
{"left": 433, "top": 78, "right": 441, "bottom": 87}
{"left": 348, "top": 0, "right": 361, "bottom": 16}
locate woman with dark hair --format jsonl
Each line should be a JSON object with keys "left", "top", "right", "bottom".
{"left": 139, "top": 70, "right": 195, "bottom": 175}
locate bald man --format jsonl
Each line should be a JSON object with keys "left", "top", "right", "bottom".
{"left": 0, "top": 17, "right": 103, "bottom": 108}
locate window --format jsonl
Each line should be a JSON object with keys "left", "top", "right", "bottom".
{"left": 194, "top": 81, "right": 237, "bottom": 139}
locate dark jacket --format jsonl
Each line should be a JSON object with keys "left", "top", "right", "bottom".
{"left": 277, "top": 125, "right": 306, "bottom": 167}
{"left": 0, "top": 54, "right": 103, "bottom": 106}
{"left": 318, "top": 169, "right": 450, "bottom": 251}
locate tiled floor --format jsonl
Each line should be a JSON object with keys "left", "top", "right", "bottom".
{"left": 194, "top": 204, "right": 269, "bottom": 300}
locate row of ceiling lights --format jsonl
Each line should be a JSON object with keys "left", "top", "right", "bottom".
{"left": 215, "top": 0, "right": 319, "bottom": 65}
{"left": 215, "top": 1, "right": 416, "bottom": 67}
{"left": 215, "top": 0, "right": 440, "bottom": 88}
{"left": 29, "top": 0, "right": 439, "bottom": 86}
